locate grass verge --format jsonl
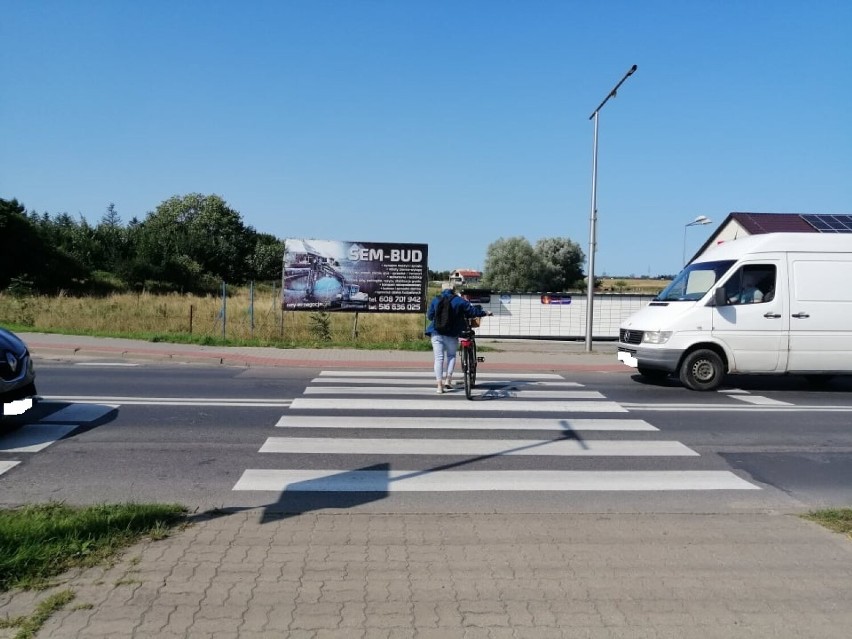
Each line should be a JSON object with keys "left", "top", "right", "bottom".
{"left": 802, "top": 508, "right": 852, "bottom": 539}
{"left": 0, "top": 502, "right": 187, "bottom": 592}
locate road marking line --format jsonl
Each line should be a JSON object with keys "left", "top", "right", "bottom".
{"left": 302, "top": 387, "right": 604, "bottom": 399}
{"left": 720, "top": 389, "right": 750, "bottom": 394}
{"left": 318, "top": 371, "right": 565, "bottom": 379}
{"left": 73, "top": 362, "right": 139, "bottom": 367}
{"left": 43, "top": 396, "right": 289, "bottom": 403}
{"left": 42, "top": 396, "right": 292, "bottom": 407}
{"left": 620, "top": 403, "right": 852, "bottom": 412}
{"left": 275, "top": 416, "right": 659, "bottom": 431}
{"left": 0, "top": 461, "right": 20, "bottom": 476}
{"left": 290, "top": 398, "right": 628, "bottom": 412}
{"left": 233, "top": 469, "right": 759, "bottom": 492}
{"left": 259, "top": 437, "right": 698, "bottom": 457}
{"left": 731, "top": 396, "right": 793, "bottom": 406}
{"left": 0, "top": 425, "right": 79, "bottom": 453}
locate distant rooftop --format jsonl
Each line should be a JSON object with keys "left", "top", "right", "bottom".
{"left": 729, "top": 212, "right": 815, "bottom": 234}
{"left": 693, "top": 212, "right": 852, "bottom": 262}
{"left": 728, "top": 212, "right": 852, "bottom": 234}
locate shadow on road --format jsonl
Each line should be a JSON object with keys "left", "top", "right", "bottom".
{"left": 192, "top": 418, "right": 587, "bottom": 524}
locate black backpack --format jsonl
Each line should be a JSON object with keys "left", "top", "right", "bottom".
{"left": 434, "top": 296, "right": 455, "bottom": 333}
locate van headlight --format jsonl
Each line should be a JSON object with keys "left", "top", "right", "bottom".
{"left": 642, "top": 331, "right": 672, "bottom": 344}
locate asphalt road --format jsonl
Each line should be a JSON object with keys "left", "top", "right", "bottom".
{"left": 2, "top": 360, "right": 852, "bottom": 514}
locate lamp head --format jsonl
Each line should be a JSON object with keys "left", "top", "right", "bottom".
{"left": 689, "top": 215, "right": 712, "bottom": 226}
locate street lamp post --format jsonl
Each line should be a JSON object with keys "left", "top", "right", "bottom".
{"left": 585, "top": 64, "right": 638, "bottom": 352}
{"left": 682, "top": 215, "right": 712, "bottom": 266}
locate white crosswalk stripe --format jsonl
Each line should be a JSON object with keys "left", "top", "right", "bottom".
{"left": 0, "top": 460, "right": 21, "bottom": 477}
{"left": 303, "top": 386, "right": 605, "bottom": 398}
{"left": 0, "top": 402, "right": 119, "bottom": 477}
{"left": 259, "top": 437, "right": 699, "bottom": 456}
{"left": 234, "top": 370, "right": 761, "bottom": 495}
{"left": 234, "top": 470, "right": 758, "bottom": 492}
{"left": 0, "top": 425, "right": 80, "bottom": 453}
{"left": 274, "top": 416, "right": 659, "bottom": 431}
{"left": 290, "top": 397, "right": 628, "bottom": 412}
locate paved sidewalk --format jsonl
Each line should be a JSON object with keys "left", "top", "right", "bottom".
{"left": 20, "top": 332, "right": 625, "bottom": 372}
{"left": 4, "top": 333, "right": 852, "bottom": 637}
{"left": 2, "top": 512, "right": 852, "bottom": 638}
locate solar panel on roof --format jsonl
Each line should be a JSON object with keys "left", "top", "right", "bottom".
{"left": 801, "top": 214, "right": 852, "bottom": 233}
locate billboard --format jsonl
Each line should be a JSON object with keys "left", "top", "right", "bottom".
{"left": 282, "top": 239, "right": 428, "bottom": 313}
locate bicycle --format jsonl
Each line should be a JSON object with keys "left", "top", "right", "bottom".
{"left": 459, "top": 317, "right": 485, "bottom": 400}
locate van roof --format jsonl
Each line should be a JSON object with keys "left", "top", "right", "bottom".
{"left": 697, "top": 232, "right": 852, "bottom": 262}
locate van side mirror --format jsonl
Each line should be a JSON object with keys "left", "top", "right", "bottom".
{"left": 714, "top": 288, "right": 728, "bottom": 307}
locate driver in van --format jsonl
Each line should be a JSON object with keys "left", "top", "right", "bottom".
{"left": 731, "top": 273, "right": 764, "bottom": 304}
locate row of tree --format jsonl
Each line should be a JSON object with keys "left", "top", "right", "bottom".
{"left": 480, "top": 236, "right": 586, "bottom": 291}
{"left": 2, "top": 193, "right": 587, "bottom": 296}
{"left": 1, "top": 194, "right": 284, "bottom": 294}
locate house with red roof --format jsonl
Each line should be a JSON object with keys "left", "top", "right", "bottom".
{"left": 449, "top": 268, "right": 482, "bottom": 286}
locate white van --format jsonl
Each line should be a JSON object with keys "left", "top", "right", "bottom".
{"left": 617, "top": 233, "right": 852, "bottom": 390}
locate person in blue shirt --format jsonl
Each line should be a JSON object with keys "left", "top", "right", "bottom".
{"left": 425, "top": 282, "right": 492, "bottom": 394}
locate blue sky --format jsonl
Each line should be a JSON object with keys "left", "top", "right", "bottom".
{"left": 2, "top": 0, "right": 850, "bottom": 277}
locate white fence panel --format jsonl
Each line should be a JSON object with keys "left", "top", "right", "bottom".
{"left": 469, "top": 293, "right": 653, "bottom": 339}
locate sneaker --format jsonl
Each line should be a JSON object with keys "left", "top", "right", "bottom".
{"left": 436, "top": 385, "right": 444, "bottom": 394}
{"left": 443, "top": 380, "right": 455, "bottom": 390}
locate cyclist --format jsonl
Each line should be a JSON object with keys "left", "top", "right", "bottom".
{"left": 425, "top": 282, "right": 492, "bottom": 394}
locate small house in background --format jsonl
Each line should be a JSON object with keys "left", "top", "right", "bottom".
{"left": 692, "top": 212, "right": 852, "bottom": 262}
{"left": 449, "top": 268, "right": 482, "bottom": 286}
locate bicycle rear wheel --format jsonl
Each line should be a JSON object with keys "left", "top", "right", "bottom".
{"left": 470, "top": 340, "right": 478, "bottom": 387}
{"left": 463, "top": 345, "right": 475, "bottom": 399}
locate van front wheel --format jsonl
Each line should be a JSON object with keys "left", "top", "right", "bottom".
{"left": 679, "top": 349, "right": 724, "bottom": 391}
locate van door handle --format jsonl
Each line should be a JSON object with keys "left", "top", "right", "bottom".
{"left": 763, "top": 312, "right": 781, "bottom": 319}
{"left": 791, "top": 312, "right": 810, "bottom": 319}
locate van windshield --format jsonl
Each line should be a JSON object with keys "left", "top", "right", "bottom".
{"left": 654, "top": 260, "right": 736, "bottom": 302}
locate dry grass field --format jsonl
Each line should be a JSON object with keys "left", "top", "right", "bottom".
{"left": 0, "top": 288, "right": 429, "bottom": 348}
{"left": 598, "top": 277, "right": 670, "bottom": 294}
{"left": 0, "top": 280, "right": 668, "bottom": 348}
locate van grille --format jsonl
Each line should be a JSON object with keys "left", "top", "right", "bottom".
{"left": 620, "top": 329, "right": 643, "bottom": 345}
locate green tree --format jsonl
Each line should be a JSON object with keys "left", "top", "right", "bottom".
{"left": 535, "top": 237, "right": 585, "bottom": 291}
{"left": 136, "top": 194, "right": 253, "bottom": 287}
{"left": 94, "top": 203, "right": 129, "bottom": 273}
{"left": 0, "top": 198, "right": 88, "bottom": 291}
{"left": 428, "top": 269, "right": 451, "bottom": 281}
{"left": 481, "top": 237, "right": 544, "bottom": 290}
{"left": 248, "top": 232, "right": 285, "bottom": 281}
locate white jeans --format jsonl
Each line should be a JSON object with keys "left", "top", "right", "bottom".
{"left": 430, "top": 334, "right": 458, "bottom": 381}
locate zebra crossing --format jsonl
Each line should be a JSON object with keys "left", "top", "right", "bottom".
{"left": 232, "top": 371, "right": 760, "bottom": 494}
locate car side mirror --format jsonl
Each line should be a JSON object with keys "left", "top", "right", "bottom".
{"left": 714, "top": 287, "right": 728, "bottom": 307}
